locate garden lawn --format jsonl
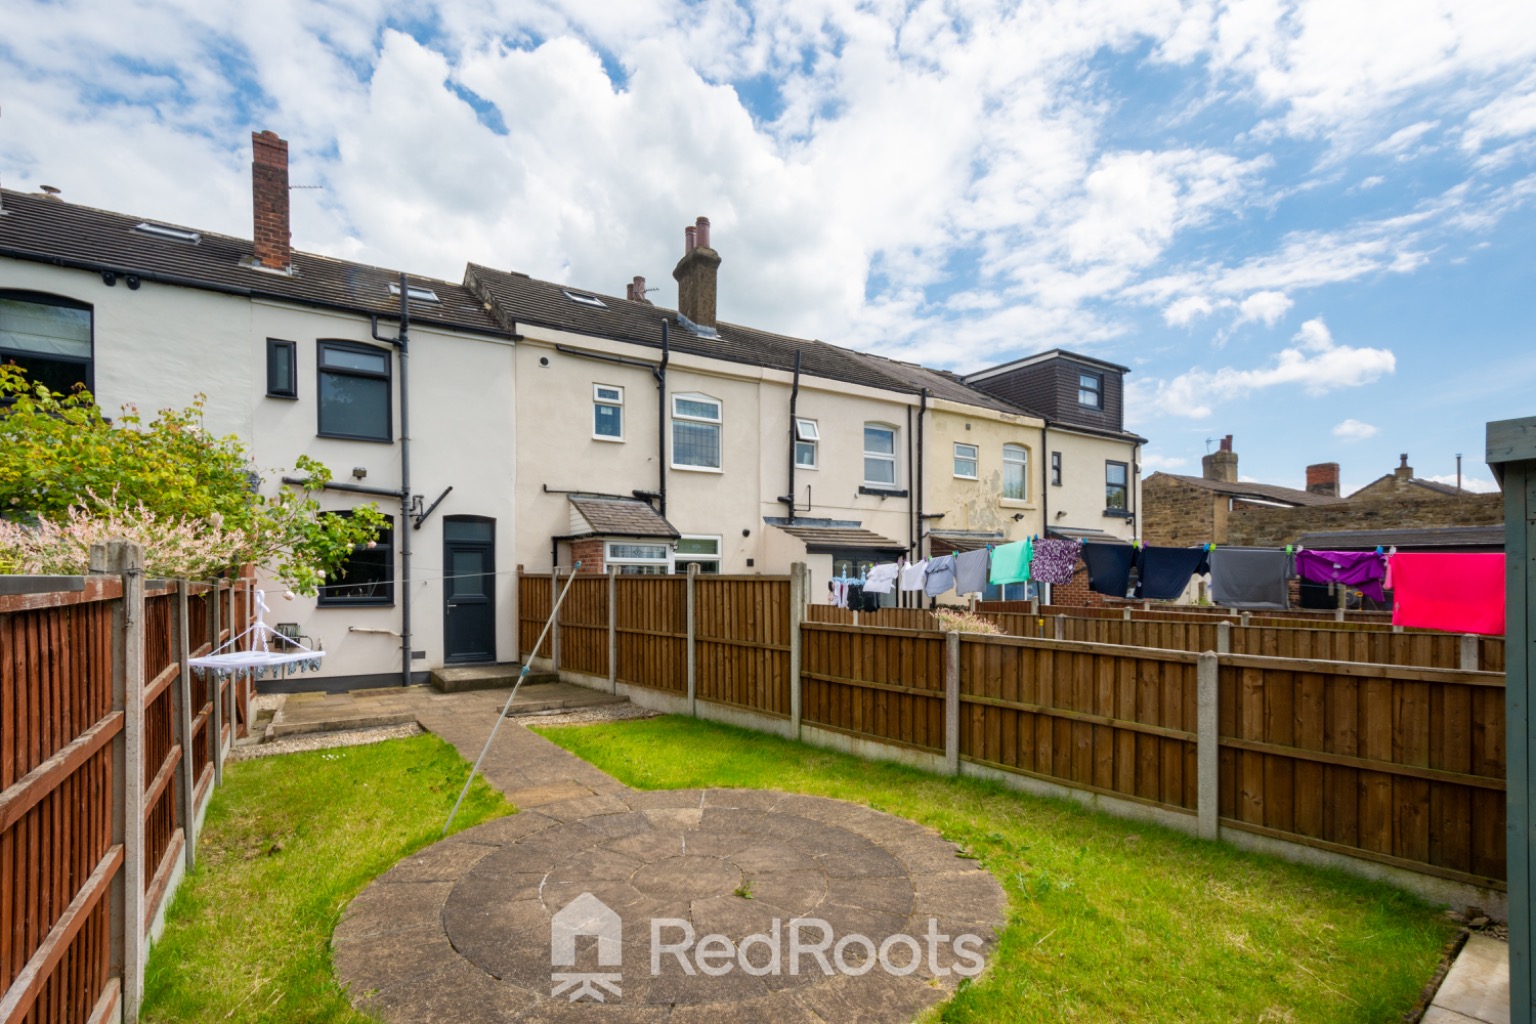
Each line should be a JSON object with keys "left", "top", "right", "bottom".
{"left": 141, "top": 734, "right": 512, "bottom": 1024}
{"left": 536, "top": 715, "right": 1456, "bottom": 1024}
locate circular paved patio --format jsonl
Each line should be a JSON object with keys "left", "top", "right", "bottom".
{"left": 334, "top": 787, "right": 1006, "bottom": 1023}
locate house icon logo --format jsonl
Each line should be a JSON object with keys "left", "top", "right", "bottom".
{"left": 550, "top": 892, "right": 623, "bottom": 1002}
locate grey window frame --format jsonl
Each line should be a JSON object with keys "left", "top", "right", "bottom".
{"left": 0, "top": 290, "right": 94, "bottom": 396}
{"left": 317, "top": 513, "right": 394, "bottom": 607}
{"left": 1077, "top": 372, "right": 1103, "bottom": 409}
{"left": 266, "top": 338, "right": 297, "bottom": 398}
{"left": 317, "top": 339, "right": 393, "bottom": 442}
{"left": 1105, "top": 460, "right": 1129, "bottom": 510}
{"left": 1051, "top": 451, "right": 1062, "bottom": 486}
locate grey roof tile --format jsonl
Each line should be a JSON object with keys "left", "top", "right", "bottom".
{"left": 568, "top": 496, "right": 679, "bottom": 538}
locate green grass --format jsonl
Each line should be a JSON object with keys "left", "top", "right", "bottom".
{"left": 535, "top": 716, "right": 1455, "bottom": 1024}
{"left": 141, "top": 735, "right": 512, "bottom": 1024}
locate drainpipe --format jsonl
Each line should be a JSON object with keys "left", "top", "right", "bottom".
{"left": 655, "top": 321, "right": 670, "bottom": 518}
{"left": 917, "top": 388, "right": 927, "bottom": 557}
{"left": 905, "top": 404, "right": 914, "bottom": 608}
{"left": 373, "top": 275, "right": 412, "bottom": 686}
{"left": 787, "top": 351, "right": 802, "bottom": 524}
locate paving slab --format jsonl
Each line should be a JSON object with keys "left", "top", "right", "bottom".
{"left": 1426, "top": 935, "right": 1509, "bottom": 1024}
{"left": 333, "top": 688, "right": 1007, "bottom": 1023}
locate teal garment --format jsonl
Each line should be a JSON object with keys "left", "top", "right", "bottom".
{"left": 988, "top": 538, "right": 1033, "bottom": 585}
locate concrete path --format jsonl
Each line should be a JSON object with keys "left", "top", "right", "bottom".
{"left": 332, "top": 689, "right": 1007, "bottom": 1023}
{"left": 1424, "top": 935, "right": 1509, "bottom": 1024}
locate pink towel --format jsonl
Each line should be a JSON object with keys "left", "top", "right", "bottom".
{"left": 1389, "top": 553, "right": 1505, "bottom": 636}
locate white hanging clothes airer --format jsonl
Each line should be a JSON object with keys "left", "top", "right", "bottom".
{"left": 189, "top": 588, "right": 324, "bottom": 680}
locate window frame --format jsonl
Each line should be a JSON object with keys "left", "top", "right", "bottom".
{"left": 1051, "top": 451, "right": 1063, "bottom": 487}
{"left": 794, "top": 417, "right": 819, "bottom": 470}
{"left": 0, "top": 290, "right": 95, "bottom": 396}
{"left": 605, "top": 540, "right": 672, "bottom": 575}
{"left": 266, "top": 338, "right": 297, "bottom": 399}
{"left": 1077, "top": 371, "right": 1103, "bottom": 410}
{"left": 1002, "top": 444, "right": 1029, "bottom": 501}
{"left": 953, "top": 442, "right": 978, "bottom": 480}
{"left": 1105, "top": 460, "right": 1129, "bottom": 511}
{"left": 593, "top": 383, "right": 624, "bottom": 441}
{"left": 316, "top": 339, "right": 393, "bottom": 442}
{"left": 863, "top": 423, "right": 898, "bottom": 486}
{"left": 317, "top": 513, "right": 395, "bottom": 607}
{"left": 671, "top": 392, "right": 723, "bottom": 471}
{"left": 673, "top": 534, "right": 722, "bottom": 575}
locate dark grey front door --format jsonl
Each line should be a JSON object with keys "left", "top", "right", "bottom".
{"left": 444, "top": 517, "right": 495, "bottom": 663}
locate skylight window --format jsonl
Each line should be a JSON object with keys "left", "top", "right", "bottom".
{"left": 133, "top": 222, "right": 200, "bottom": 243}
{"left": 388, "top": 283, "right": 441, "bottom": 303}
{"left": 562, "top": 289, "right": 607, "bottom": 308}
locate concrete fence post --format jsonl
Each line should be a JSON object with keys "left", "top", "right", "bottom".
{"left": 945, "top": 631, "right": 961, "bottom": 776}
{"left": 1197, "top": 651, "right": 1220, "bottom": 841}
{"left": 209, "top": 582, "right": 223, "bottom": 785}
{"left": 1054, "top": 613, "right": 1066, "bottom": 641}
{"left": 1029, "top": 597, "right": 1039, "bottom": 616}
{"left": 93, "top": 540, "right": 146, "bottom": 1022}
{"left": 607, "top": 566, "right": 618, "bottom": 694}
{"left": 1240, "top": 611, "right": 1252, "bottom": 628}
{"left": 1460, "top": 634, "right": 1480, "bottom": 672}
{"left": 1123, "top": 606, "right": 1133, "bottom": 621}
{"left": 790, "top": 563, "right": 806, "bottom": 740}
{"left": 686, "top": 563, "right": 699, "bottom": 717}
{"left": 173, "top": 582, "right": 197, "bottom": 869}
{"left": 550, "top": 568, "right": 562, "bottom": 673}
{"left": 1216, "top": 620, "right": 1231, "bottom": 655}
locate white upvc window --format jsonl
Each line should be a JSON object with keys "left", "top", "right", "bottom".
{"left": 795, "top": 418, "right": 819, "bottom": 470}
{"left": 953, "top": 442, "right": 978, "bottom": 479}
{"left": 605, "top": 541, "right": 671, "bottom": 575}
{"left": 1003, "top": 444, "right": 1028, "bottom": 500}
{"left": 863, "top": 423, "right": 897, "bottom": 485}
{"left": 593, "top": 384, "right": 624, "bottom": 440}
{"left": 674, "top": 535, "right": 722, "bottom": 574}
{"left": 672, "top": 393, "right": 722, "bottom": 469}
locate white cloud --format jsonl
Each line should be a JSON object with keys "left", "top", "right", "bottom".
{"left": 1420, "top": 473, "right": 1500, "bottom": 494}
{"left": 1235, "top": 289, "right": 1293, "bottom": 327}
{"left": 1332, "top": 418, "right": 1379, "bottom": 440}
{"left": 1141, "top": 452, "right": 1190, "bottom": 471}
{"left": 1357, "top": 175, "right": 1385, "bottom": 190}
{"left": 1371, "top": 120, "right": 1439, "bottom": 157}
{"left": 1140, "top": 317, "right": 1396, "bottom": 417}
{"left": 1163, "top": 295, "right": 1216, "bottom": 326}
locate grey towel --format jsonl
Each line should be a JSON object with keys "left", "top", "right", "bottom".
{"left": 924, "top": 554, "right": 957, "bottom": 597}
{"left": 954, "top": 548, "right": 990, "bottom": 596}
{"left": 1209, "top": 548, "right": 1291, "bottom": 609}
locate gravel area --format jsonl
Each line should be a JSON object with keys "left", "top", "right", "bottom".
{"left": 515, "top": 702, "right": 662, "bottom": 728}
{"left": 228, "top": 722, "right": 424, "bottom": 761}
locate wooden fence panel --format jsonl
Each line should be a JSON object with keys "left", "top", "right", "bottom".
{"left": 517, "top": 573, "right": 552, "bottom": 659}
{"left": 694, "top": 577, "right": 791, "bottom": 717}
{"left": 958, "top": 636, "right": 1199, "bottom": 813}
{"left": 141, "top": 591, "right": 182, "bottom": 929}
{"left": 1217, "top": 655, "right": 1505, "bottom": 886}
{"left": 556, "top": 576, "right": 610, "bottom": 679}
{"left": 615, "top": 576, "right": 687, "bottom": 694}
{"left": 0, "top": 584, "right": 119, "bottom": 1024}
{"left": 186, "top": 587, "right": 213, "bottom": 801}
{"left": 804, "top": 605, "right": 937, "bottom": 631}
{"left": 800, "top": 623, "right": 946, "bottom": 750}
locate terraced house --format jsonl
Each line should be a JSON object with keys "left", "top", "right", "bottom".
{"left": 0, "top": 131, "right": 1144, "bottom": 688}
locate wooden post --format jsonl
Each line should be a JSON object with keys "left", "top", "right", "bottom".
{"left": 1196, "top": 651, "right": 1219, "bottom": 841}
{"left": 607, "top": 566, "right": 618, "bottom": 694}
{"left": 1460, "top": 634, "right": 1480, "bottom": 672}
{"left": 944, "top": 631, "right": 961, "bottom": 776}
{"left": 93, "top": 540, "right": 146, "bottom": 1021}
{"left": 173, "top": 582, "right": 197, "bottom": 868}
{"left": 550, "top": 568, "right": 562, "bottom": 673}
{"left": 1487, "top": 414, "right": 1535, "bottom": 1024}
{"left": 210, "top": 582, "right": 224, "bottom": 785}
{"left": 790, "top": 563, "right": 806, "bottom": 740}
{"left": 1216, "top": 620, "right": 1231, "bottom": 655}
{"left": 686, "top": 563, "right": 699, "bottom": 717}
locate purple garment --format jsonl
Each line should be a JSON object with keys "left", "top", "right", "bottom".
{"left": 1030, "top": 538, "right": 1082, "bottom": 586}
{"left": 1294, "top": 549, "right": 1388, "bottom": 602}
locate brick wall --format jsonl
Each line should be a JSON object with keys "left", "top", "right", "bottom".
{"left": 1141, "top": 475, "right": 1218, "bottom": 546}
{"left": 1045, "top": 560, "right": 1110, "bottom": 607}
{"left": 570, "top": 536, "right": 606, "bottom": 573}
{"left": 1227, "top": 491, "right": 1503, "bottom": 547}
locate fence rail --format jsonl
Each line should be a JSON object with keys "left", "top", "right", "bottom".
{"left": 527, "top": 563, "right": 1509, "bottom": 899}
{"left": 0, "top": 547, "right": 255, "bottom": 1024}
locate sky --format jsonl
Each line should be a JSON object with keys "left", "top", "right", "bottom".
{"left": 2, "top": 0, "right": 1532, "bottom": 495}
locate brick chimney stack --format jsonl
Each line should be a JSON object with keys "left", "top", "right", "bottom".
{"left": 626, "top": 276, "right": 653, "bottom": 304}
{"left": 251, "top": 130, "right": 291, "bottom": 271}
{"left": 672, "top": 215, "right": 721, "bottom": 329}
{"left": 1394, "top": 453, "right": 1413, "bottom": 482}
{"left": 1202, "top": 434, "right": 1238, "bottom": 483}
{"left": 1306, "top": 462, "right": 1340, "bottom": 497}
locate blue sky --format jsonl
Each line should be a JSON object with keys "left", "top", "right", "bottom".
{"left": 2, "top": 0, "right": 1532, "bottom": 493}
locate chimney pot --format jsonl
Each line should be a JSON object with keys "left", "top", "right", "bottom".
{"left": 684, "top": 225, "right": 697, "bottom": 253}
{"left": 694, "top": 216, "right": 711, "bottom": 250}
{"left": 1220, "top": 434, "right": 1233, "bottom": 452}
{"left": 1202, "top": 434, "right": 1239, "bottom": 483}
{"left": 250, "top": 130, "right": 291, "bottom": 271}
{"left": 1394, "top": 453, "right": 1413, "bottom": 482}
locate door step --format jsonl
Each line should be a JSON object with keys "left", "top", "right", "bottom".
{"left": 430, "top": 662, "right": 558, "bottom": 693}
